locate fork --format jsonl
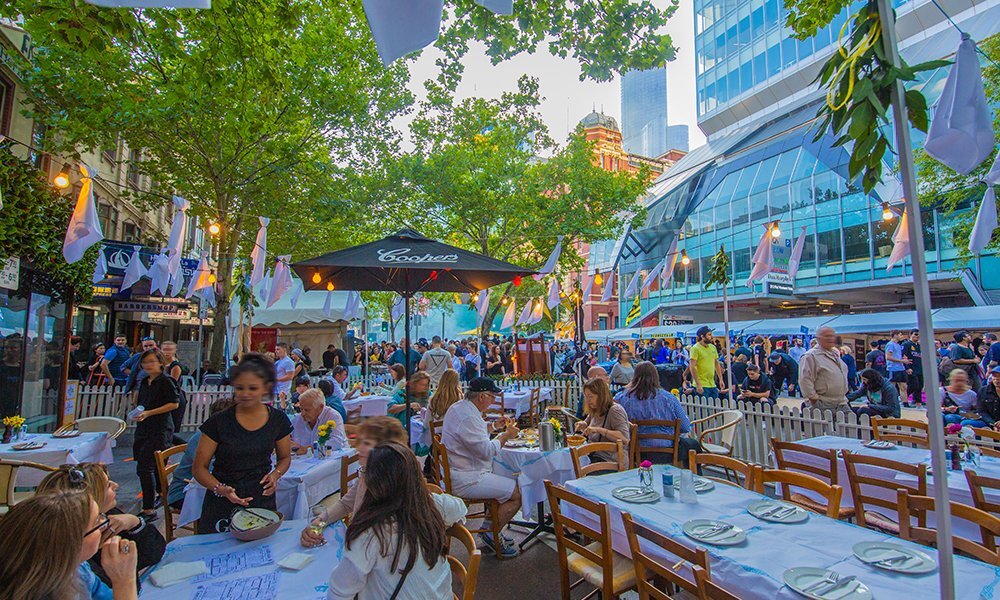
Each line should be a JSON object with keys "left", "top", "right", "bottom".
{"left": 802, "top": 572, "right": 838, "bottom": 593}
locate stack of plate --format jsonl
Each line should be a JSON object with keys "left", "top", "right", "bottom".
{"left": 747, "top": 499, "right": 809, "bottom": 523}
{"left": 682, "top": 519, "right": 745, "bottom": 545}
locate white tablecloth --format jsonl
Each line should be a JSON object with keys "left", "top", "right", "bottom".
{"left": 0, "top": 432, "right": 114, "bottom": 486}
{"left": 492, "top": 446, "right": 579, "bottom": 516}
{"left": 342, "top": 394, "right": 392, "bottom": 417}
{"left": 140, "top": 518, "right": 344, "bottom": 600}
{"left": 410, "top": 416, "right": 430, "bottom": 448}
{"left": 564, "top": 467, "right": 999, "bottom": 600}
{"left": 795, "top": 435, "right": 1000, "bottom": 538}
{"left": 490, "top": 387, "right": 553, "bottom": 417}
{"left": 178, "top": 448, "right": 357, "bottom": 527}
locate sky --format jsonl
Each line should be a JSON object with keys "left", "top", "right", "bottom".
{"left": 403, "top": 0, "right": 706, "bottom": 152}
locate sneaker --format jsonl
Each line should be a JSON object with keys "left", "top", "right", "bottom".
{"left": 478, "top": 532, "right": 518, "bottom": 557}
{"left": 138, "top": 511, "right": 159, "bottom": 524}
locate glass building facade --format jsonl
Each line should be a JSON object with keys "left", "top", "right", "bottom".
{"left": 621, "top": 67, "right": 669, "bottom": 158}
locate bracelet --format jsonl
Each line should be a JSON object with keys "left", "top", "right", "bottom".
{"left": 212, "top": 483, "right": 227, "bottom": 497}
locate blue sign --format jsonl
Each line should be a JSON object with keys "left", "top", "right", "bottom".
{"left": 631, "top": 333, "right": 640, "bottom": 339}
{"left": 676, "top": 332, "right": 685, "bottom": 339}
{"left": 800, "top": 325, "right": 809, "bottom": 334}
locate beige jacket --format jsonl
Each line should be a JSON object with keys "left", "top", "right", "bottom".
{"left": 798, "top": 347, "right": 849, "bottom": 410}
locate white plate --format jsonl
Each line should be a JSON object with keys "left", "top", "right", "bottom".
{"left": 747, "top": 499, "right": 809, "bottom": 523}
{"left": 682, "top": 519, "right": 746, "bottom": 546}
{"left": 783, "top": 567, "right": 873, "bottom": 600}
{"left": 611, "top": 486, "right": 661, "bottom": 503}
{"left": 852, "top": 541, "right": 937, "bottom": 574}
{"left": 864, "top": 440, "right": 896, "bottom": 450}
{"left": 674, "top": 477, "right": 716, "bottom": 493}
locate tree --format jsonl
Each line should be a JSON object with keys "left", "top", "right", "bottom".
{"left": 704, "top": 246, "right": 732, "bottom": 393}
{"left": 915, "top": 33, "right": 1000, "bottom": 256}
{"left": 399, "top": 76, "right": 650, "bottom": 336}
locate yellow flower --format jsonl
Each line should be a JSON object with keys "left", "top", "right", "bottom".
{"left": 326, "top": 420, "right": 337, "bottom": 428}
{"left": 318, "top": 425, "right": 328, "bottom": 435}
{"left": 670, "top": 388, "right": 680, "bottom": 396}
{"left": 3, "top": 415, "right": 25, "bottom": 428}
{"left": 548, "top": 417, "right": 562, "bottom": 432}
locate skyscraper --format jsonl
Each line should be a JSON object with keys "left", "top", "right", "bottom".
{"left": 667, "top": 124, "right": 689, "bottom": 153}
{"left": 620, "top": 67, "right": 668, "bottom": 158}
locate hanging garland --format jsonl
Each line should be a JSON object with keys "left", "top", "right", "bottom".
{"left": 0, "top": 146, "right": 95, "bottom": 302}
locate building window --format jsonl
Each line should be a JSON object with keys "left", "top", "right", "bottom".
{"left": 29, "top": 122, "right": 49, "bottom": 171}
{"left": 598, "top": 316, "right": 608, "bottom": 330}
{"left": 97, "top": 201, "right": 119, "bottom": 238}
{"left": 122, "top": 220, "right": 141, "bottom": 244}
{"left": 0, "top": 73, "right": 13, "bottom": 136}
{"left": 103, "top": 139, "right": 118, "bottom": 164}
{"left": 126, "top": 149, "right": 141, "bottom": 188}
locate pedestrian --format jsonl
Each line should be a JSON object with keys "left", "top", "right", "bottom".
{"left": 840, "top": 346, "right": 859, "bottom": 391}
{"left": 390, "top": 337, "right": 422, "bottom": 373}
{"left": 885, "top": 330, "right": 910, "bottom": 400}
{"left": 901, "top": 329, "right": 924, "bottom": 406}
{"left": 273, "top": 342, "right": 296, "bottom": 401}
{"left": 847, "top": 369, "right": 900, "bottom": 418}
{"left": 689, "top": 326, "right": 722, "bottom": 398}
{"left": 300, "top": 346, "right": 313, "bottom": 368}
{"left": 610, "top": 349, "right": 635, "bottom": 386}
{"left": 86, "top": 342, "right": 108, "bottom": 386}
{"left": 670, "top": 340, "right": 689, "bottom": 367}
{"left": 388, "top": 372, "right": 430, "bottom": 431}
{"left": 737, "top": 363, "right": 775, "bottom": 404}
{"left": 941, "top": 369, "right": 986, "bottom": 428}
{"left": 132, "top": 348, "right": 180, "bottom": 523}
{"left": 102, "top": 334, "right": 132, "bottom": 386}
{"left": 950, "top": 330, "right": 982, "bottom": 392}
{"left": 160, "top": 340, "right": 187, "bottom": 444}
{"left": 122, "top": 336, "right": 158, "bottom": 393}
{"left": 768, "top": 351, "right": 799, "bottom": 397}
{"left": 864, "top": 340, "right": 888, "bottom": 378}
{"left": 788, "top": 337, "right": 808, "bottom": 363}
{"left": 419, "top": 336, "right": 452, "bottom": 385}
{"left": 979, "top": 366, "right": 1000, "bottom": 430}
{"left": 798, "top": 326, "right": 850, "bottom": 412}
{"left": 290, "top": 348, "right": 308, "bottom": 380}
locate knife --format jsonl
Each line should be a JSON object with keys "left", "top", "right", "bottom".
{"left": 815, "top": 575, "right": 857, "bottom": 598}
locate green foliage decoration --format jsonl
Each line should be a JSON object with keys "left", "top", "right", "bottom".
{"left": 703, "top": 245, "right": 731, "bottom": 290}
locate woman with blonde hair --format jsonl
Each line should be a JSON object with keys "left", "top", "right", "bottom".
{"left": 429, "top": 368, "right": 462, "bottom": 421}
{"left": 574, "top": 378, "right": 630, "bottom": 462}
{"left": 0, "top": 489, "right": 137, "bottom": 600}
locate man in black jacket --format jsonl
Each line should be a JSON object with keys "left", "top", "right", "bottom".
{"left": 980, "top": 366, "right": 1000, "bottom": 429}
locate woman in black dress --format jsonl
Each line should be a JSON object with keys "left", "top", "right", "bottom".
{"left": 193, "top": 354, "right": 292, "bottom": 533}
{"left": 132, "top": 348, "right": 180, "bottom": 522}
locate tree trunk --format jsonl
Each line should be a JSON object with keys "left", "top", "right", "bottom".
{"left": 207, "top": 224, "right": 240, "bottom": 369}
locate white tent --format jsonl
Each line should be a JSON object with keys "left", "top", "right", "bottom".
{"left": 228, "top": 290, "right": 366, "bottom": 356}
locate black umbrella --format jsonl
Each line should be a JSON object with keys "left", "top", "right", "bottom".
{"left": 291, "top": 228, "right": 535, "bottom": 431}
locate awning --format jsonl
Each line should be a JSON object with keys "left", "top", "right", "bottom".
{"left": 740, "top": 316, "right": 837, "bottom": 336}
{"left": 928, "top": 306, "right": 1000, "bottom": 332}
{"left": 822, "top": 311, "right": 920, "bottom": 335}
{"left": 228, "top": 289, "right": 363, "bottom": 328}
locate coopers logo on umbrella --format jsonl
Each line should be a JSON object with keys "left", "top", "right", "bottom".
{"left": 377, "top": 248, "right": 458, "bottom": 264}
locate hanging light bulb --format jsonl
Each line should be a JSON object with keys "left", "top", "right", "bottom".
{"left": 882, "top": 202, "right": 894, "bottom": 221}
{"left": 594, "top": 272, "right": 603, "bottom": 286}
{"left": 53, "top": 163, "right": 71, "bottom": 189}
{"left": 770, "top": 221, "right": 781, "bottom": 238}
{"left": 311, "top": 271, "right": 321, "bottom": 284}
{"left": 326, "top": 281, "right": 335, "bottom": 291}
{"left": 501, "top": 296, "right": 509, "bottom": 305}
{"left": 208, "top": 273, "right": 217, "bottom": 284}
{"left": 207, "top": 222, "right": 221, "bottom": 236}
{"left": 535, "top": 298, "right": 542, "bottom": 308}
{"left": 559, "top": 290, "right": 567, "bottom": 298}
{"left": 680, "top": 250, "right": 690, "bottom": 266}
{"left": 512, "top": 275, "right": 522, "bottom": 286}
{"left": 470, "top": 292, "right": 479, "bottom": 303}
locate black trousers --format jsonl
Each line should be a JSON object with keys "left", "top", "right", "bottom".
{"left": 171, "top": 394, "right": 186, "bottom": 445}
{"left": 907, "top": 373, "right": 925, "bottom": 404}
{"left": 643, "top": 437, "right": 704, "bottom": 468}
{"left": 133, "top": 429, "right": 171, "bottom": 511}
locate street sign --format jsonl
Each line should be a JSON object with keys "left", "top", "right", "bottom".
{"left": 800, "top": 325, "right": 809, "bottom": 334}
{"left": 0, "top": 256, "right": 19, "bottom": 290}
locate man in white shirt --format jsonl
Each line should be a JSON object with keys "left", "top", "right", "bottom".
{"left": 441, "top": 377, "right": 521, "bottom": 557}
{"left": 274, "top": 342, "right": 296, "bottom": 398}
{"left": 419, "top": 336, "right": 453, "bottom": 386}
{"left": 291, "top": 389, "right": 347, "bottom": 452}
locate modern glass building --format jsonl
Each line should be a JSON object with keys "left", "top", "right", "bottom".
{"left": 621, "top": 67, "right": 669, "bottom": 158}
{"left": 611, "top": 0, "right": 1000, "bottom": 326}
{"left": 667, "top": 124, "right": 690, "bottom": 153}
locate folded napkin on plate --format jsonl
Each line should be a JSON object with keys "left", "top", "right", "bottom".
{"left": 149, "top": 561, "right": 210, "bottom": 587}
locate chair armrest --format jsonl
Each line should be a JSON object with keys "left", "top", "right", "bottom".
{"left": 697, "top": 422, "right": 737, "bottom": 446}
{"left": 690, "top": 413, "right": 721, "bottom": 429}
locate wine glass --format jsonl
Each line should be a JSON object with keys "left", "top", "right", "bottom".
{"left": 309, "top": 505, "right": 328, "bottom": 547}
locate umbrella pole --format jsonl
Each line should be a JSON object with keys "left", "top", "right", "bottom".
{"left": 875, "top": 0, "right": 953, "bottom": 596}
{"left": 404, "top": 294, "right": 412, "bottom": 435}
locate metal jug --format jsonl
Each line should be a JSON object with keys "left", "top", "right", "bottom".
{"left": 539, "top": 420, "right": 555, "bottom": 452}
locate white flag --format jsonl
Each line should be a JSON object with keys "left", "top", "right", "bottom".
{"left": 582, "top": 273, "right": 594, "bottom": 301}
{"left": 249, "top": 217, "right": 270, "bottom": 287}
{"left": 86, "top": 0, "right": 209, "bottom": 6}
{"left": 600, "top": 272, "right": 614, "bottom": 303}
{"left": 746, "top": 228, "right": 774, "bottom": 286}
{"left": 323, "top": 290, "right": 336, "bottom": 318}
{"left": 362, "top": 0, "right": 443, "bottom": 66}
{"left": 165, "top": 196, "right": 189, "bottom": 276}
{"left": 185, "top": 256, "right": 213, "bottom": 298}
{"left": 267, "top": 256, "right": 293, "bottom": 307}
{"left": 92, "top": 249, "right": 108, "bottom": 284}
{"left": 148, "top": 252, "right": 171, "bottom": 296}
{"left": 660, "top": 237, "right": 680, "bottom": 287}
{"left": 642, "top": 257, "right": 665, "bottom": 292}
{"left": 343, "top": 291, "right": 362, "bottom": 321}
{"left": 924, "top": 35, "right": 996, "bottom": 175}
{"left": 62, "top": 164, "right": 104, "bottom": 264}
{"left": 256, "top": 269, "right": 272, "bottom": 303}
{"left": 120, "top": 248, "right": 147, "bottom": 292}
{"left": 169, "top": 263, "right": 185, "bottom": 296}
{"left": 969, "top": 186, "right": 998, "bottom": 255}
{"left": 534, "top": 236, "right": 563, "bottom": 281}
{"left": 529, "top": 299, "right": 544, "bottom": 325}
{"left": 787, "top": 226, "right": 808, "bottom": 278}
{"left": 288, "top": 279, "right": 303, "bottom": 309}
{"left": 391, "top": 297, "right": 405, "bottom": 321}
{"left": 197, "top": 285, "right": 216, "bottom": 308}
{"left": 623, "top": 269, "right": 642, "bottom": 298}
{"left": 476, "top": 289, "right": 491, "bottom": 326}
{"left": 500, "top": 301, "right": 516, "bottom": 330}
{"left": 886, "top": 208, "right": 911, "bottom": 271}
{"left": 516, "top": 300, "right": 532, "bottom": 326}
{"left": 547, "top": 278, "right": 561, "bottom": 309}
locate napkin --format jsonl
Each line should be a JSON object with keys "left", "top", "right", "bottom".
{"left": 278, "top": 552, "right": 314, "bottom": 571}
{"left": 148, "top": 561, "right": 210, "bottom": 587}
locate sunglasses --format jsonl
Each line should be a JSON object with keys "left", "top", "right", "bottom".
{"left": 84, "top": 513, "right": 111, "bottom": 538}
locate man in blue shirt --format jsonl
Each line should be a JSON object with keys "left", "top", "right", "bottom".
{"left": 122, "top": 336, "right": 157, "bottom": 393}
{"left": 885, "top": 330, "right": 910, "bottom": 399}
{"left": 389, "top": 337, "right": 421, "bottom": 373}
{"left": 984, "top": 333, "right": 1000, "bottom": 370}
{"left": 101, "top": 335, "right": 132, "bottom": 386}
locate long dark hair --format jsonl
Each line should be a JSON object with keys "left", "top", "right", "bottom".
{"left": 345, "top": 442, "right": 447, "bottom": 572}
{"left": 625, "top": 361, "right": 661, "bottom": 401}
{"left": 859, "top": 368, "right": 884, "bottom": 392}
{"left": 229, "top": 353, "right": 276, "bottom": 386}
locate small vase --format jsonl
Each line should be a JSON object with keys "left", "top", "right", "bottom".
{"left": 13, "top": 428, "right": 24, "bottom": 442}
{"left": 638, "top": 467, "right": 654, "bottom": 492}
{"left": 2, "top": 425, "right": 10, "bottom": 444}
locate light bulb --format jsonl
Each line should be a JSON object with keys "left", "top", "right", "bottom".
{"left": 535, "top": 299, "right": 542, "bottom": 308}
{"left": 208, "top": 273, "right": 217, "bottom": 284}
{"left": 594, "top": 272, "right": 603, "bottom": 285}
{"left": 501, "top": 296, "right": 509, "bottom": 305}
{"left": 326, "top": 281, "right": 335, "bottom": 291}
{"left": 680, "top": 250, "right": 690, "bottom": 266}
{"left": 770, "top": 222, "right": 781, "bottom": 238}
{"left": 882, "top": 202, "right": 893, "bottom": 221}
{"left": 312, "top": 272, "right": 321, "bottom": 284}
{"left": 471, "top": 292, "right": 479, "bottom": 303}
{"left": 208, "top": 222, "right": 221, "bottom": 236}
{"left": 53, "top": 163, "right": 71, "bottom": 189}
{"left": 559, "top": 290, "right": 567, "bottom": 298}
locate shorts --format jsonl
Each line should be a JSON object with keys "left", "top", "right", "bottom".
{"left": 454, "top": 472, "right": 516, "bottom": 503}
{"left": 889, "top": 371, "right": 908, "bottom": 383}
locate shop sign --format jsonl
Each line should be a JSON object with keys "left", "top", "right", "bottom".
{"left": 765, "top": 272, "right": 795, "bottom": 296}
{"left": 62, "top": 380, "right": 78, "bottom": 427}
{"left": 114, "top": 300, "right": 180, "bottom": 313}
{"left": 0, "top": 256, "right": 19, "bottom": 290}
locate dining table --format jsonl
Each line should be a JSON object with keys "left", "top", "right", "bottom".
{"left": 341, "top": 394, "right": 392, "bottom": 418}
{"left": 562, "top": 466, "right": 1000, "bottom": 599}
{"left": 490, "top": 387, "right": 553, "bottom": 418}
{"left": 139, "top": 518, "right": 344, "bottom": 599}
{"left": 178, "top": 448, "right": 357, "bottom": 528}
{"left": 0, "top": 431, "right": 114, "bottom": 486}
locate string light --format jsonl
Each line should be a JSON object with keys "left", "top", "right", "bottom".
{"left": 882, "top": 202, "right": 894, "bottom": 221}
{"left": 208, "top": 273, "right": 217, "bottom": 284}
{"left": 311, "top": 272, "right": 321, "bottom": 284}
{"left": 470, "top": 292, "right": 479, "bottom": 303}
{"left": 53, "top": 163, "right": 71, "bottom": 189}
{"left": 770, "top": 221, "right": 781, "bottom": 238}
{"left": 593, "top": 272, "right": 603, "bottom": 285}
{"left": 680, "top": 250, "right": 690, "bottom": 266}
{"left": 326, "top": 281, "right": 335, "bottom": 291}
{"left": 208, "top": 222, "right": 221, "bottom": 236}
{"left": 501, "top": 296, "right": 509, "bottom": 305}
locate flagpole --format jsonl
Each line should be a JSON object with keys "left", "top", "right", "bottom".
{"left": 875, "top": 0, "right": 953, "bottom": 596}
{"left": 404, "top": 293, "right": 412, "bottom": 435}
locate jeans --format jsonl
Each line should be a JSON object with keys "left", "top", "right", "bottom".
{"left": 699, "top": 387, "right": 719, "bottom": 399}
{"left": 943, "top": 413, "right": 987, "bottom": 428}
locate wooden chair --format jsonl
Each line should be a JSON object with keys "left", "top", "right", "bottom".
{"left": 965, "top": 469, "right": 1000, "bottom": 515}
{"left": 757, "top": 468, "right": 843, "bottom": 519}
{"left": 972, "top": 428, "right": 1000, "bottom": 457}
{"left": 54, "top": 416, "right": 127, "bottom": 440}
{"left": 693, "top": 566, "right": 739, "bottom": 600}
{"left": 0, "top": 459, "right": 56, "bottom": 515}
{"left": 771, "top": 438, "right": 855, "bottom": 520}
{"left": 689, "top": 410, "right": 743, "bottom": 455}
{"left": 897, "top": 489, "right": 1000, "bottom": 565}
{"left": 338, "top": 453, "right": 360, "bottom": 523}
{"left": 523, "top": 388, "right": 542, "bottom": 427}
{"left": 435, "top": 436, "right": 505, "bottom": 559}
{"left": 622, "top": 511, "right": 708, "bottom": 599}
{"left": 632, "top": 419, "right": 683, "bottom": 467}
{"left": 545, "top": 481, "right": 636, "bottom": 599}
{"left": 842, "top": 450, "right": 926, "bottom": 534}
{"left": 426, "top": 482, "right": 444, "bottom": 495}
{"left": 424, "top": 419, "right": 444, "bottom": 485}
{"left": 153, "top": 444, "right": 194, "bottom": 541}
{"left": 570, "top": 441, "right": 627, "bottom": 478}
{"left": 688, "top": 451, "right": 755, "bottom": 490}
{"left": 484, "top": 393, "right": 507, "bottom": 420}
{"left": 628, "top": 422, "right": 639, "bottom": 468}
{"left": 447, "top": 522, "right": 482, "bottom": 600}
{"left": 871, "top": 417, "right": 930, "bottom": 448}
